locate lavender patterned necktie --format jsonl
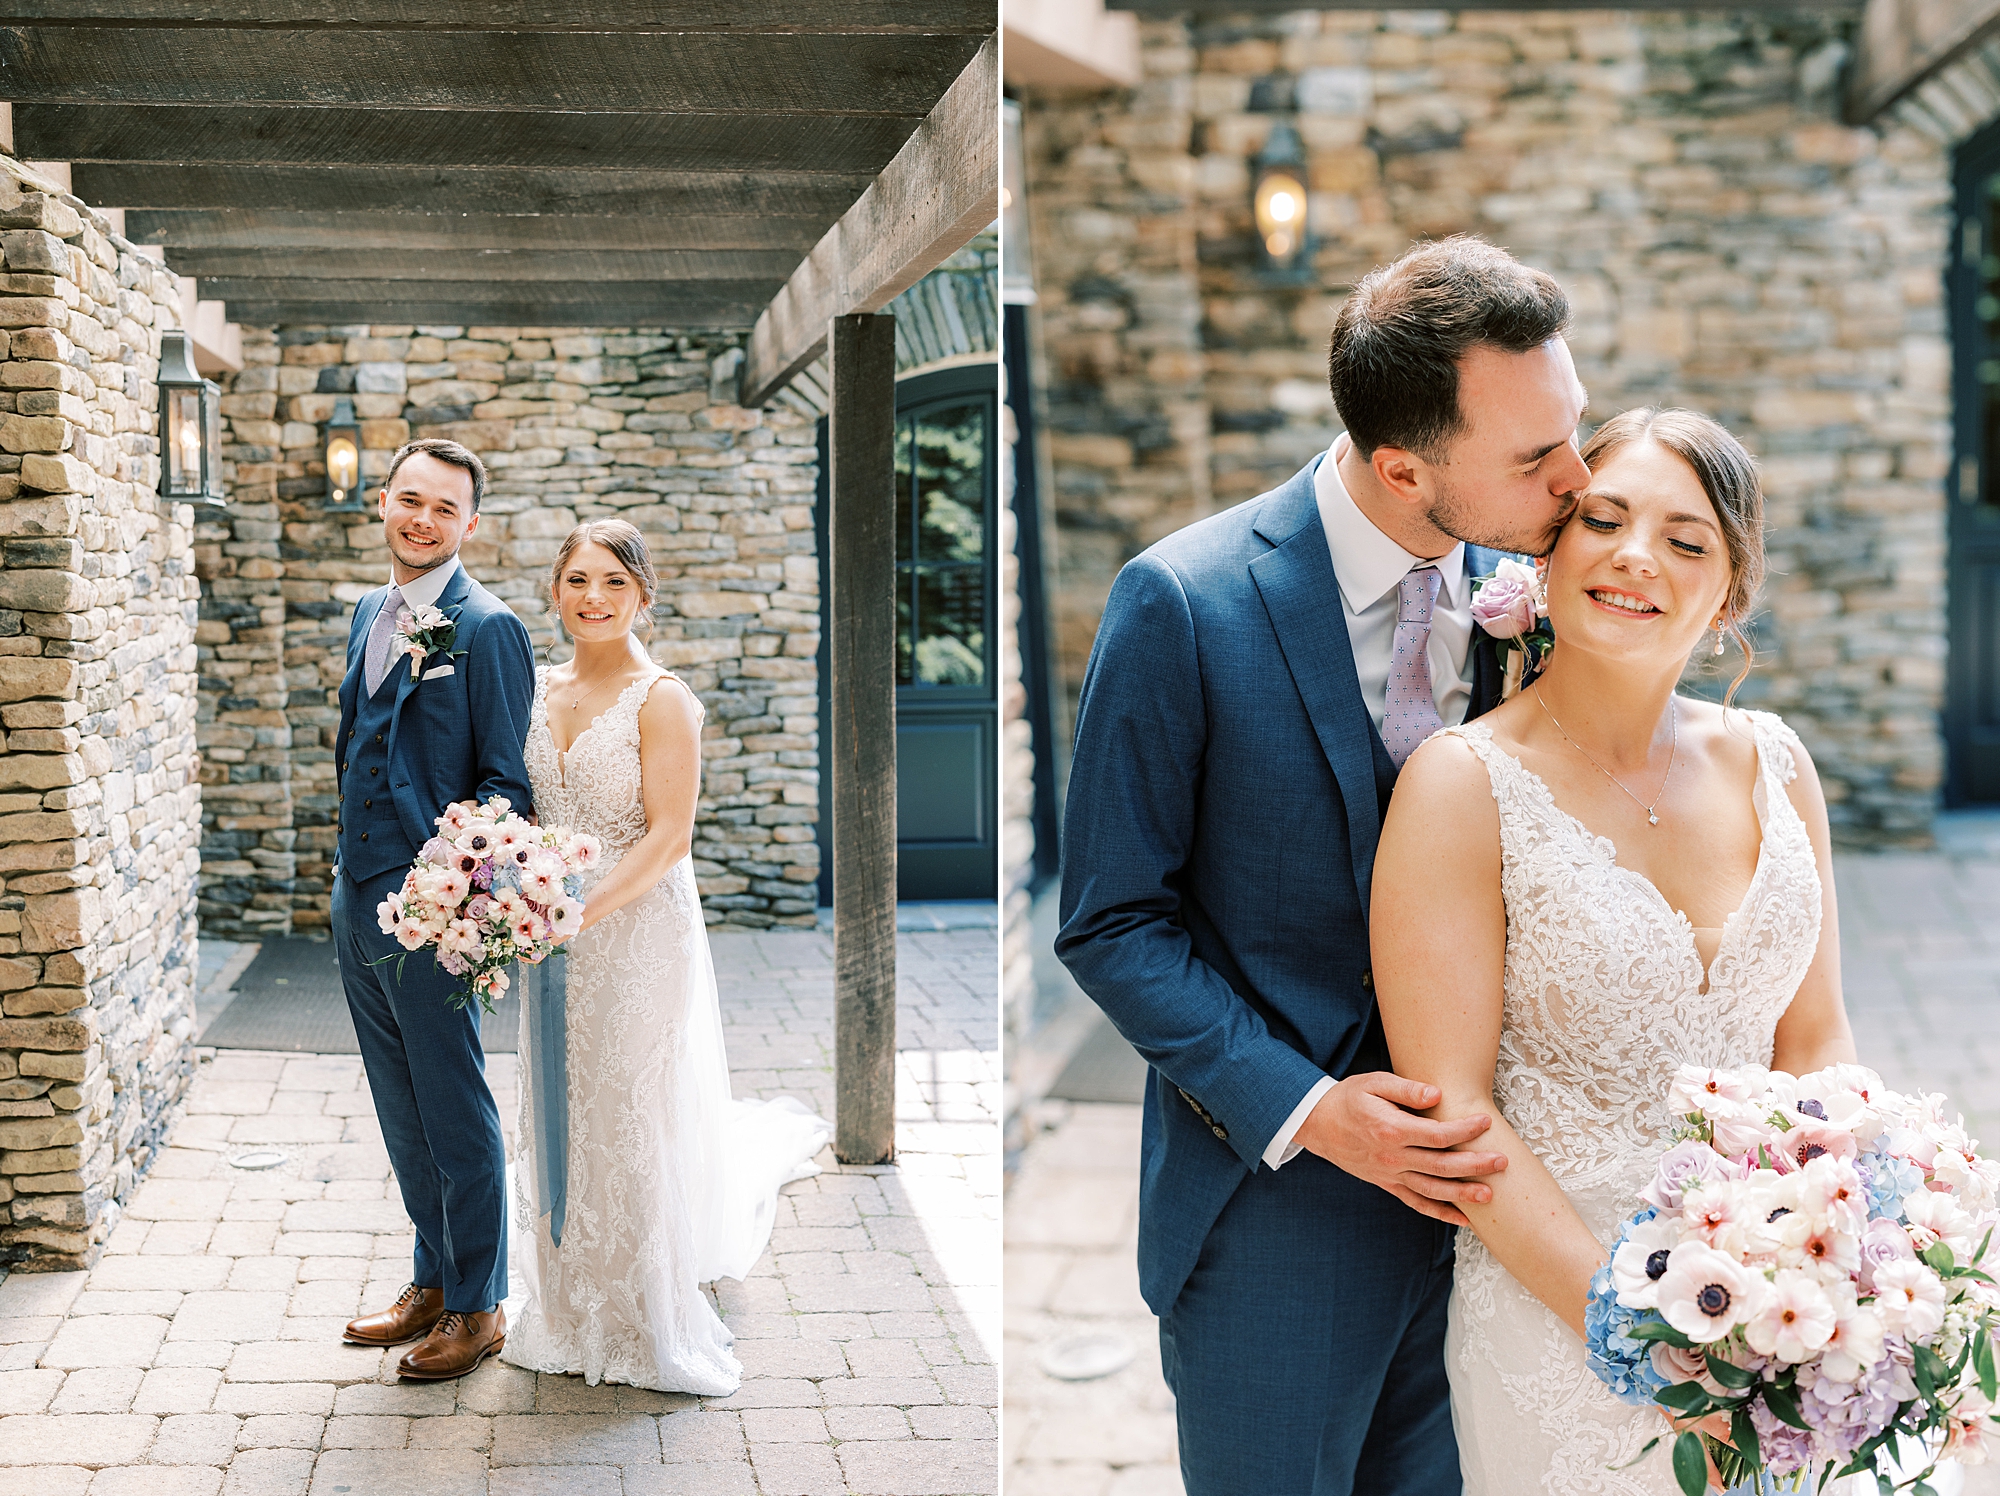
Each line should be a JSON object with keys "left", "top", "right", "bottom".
{"left": 1381, "top": 565, "right": 1445, "bottom": 769}
{"left": 363, "top": 587, "right": 405, "bottom": 696}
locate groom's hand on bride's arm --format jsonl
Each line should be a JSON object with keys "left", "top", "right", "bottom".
{"left": 1294, "top": 1073, "right": 1508, "bottom": 1228}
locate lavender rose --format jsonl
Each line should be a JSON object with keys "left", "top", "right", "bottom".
{"left": 1641, "top": 1139, "right": 1736, "bottom": 1213}
{"left": 1470, "top": 560, "right": 1539, "bottom": 639}
{"left": 1856, "top": 1216, "right": 1917, "bottom": 1293}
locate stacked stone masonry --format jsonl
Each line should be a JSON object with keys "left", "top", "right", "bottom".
{"left": 1022, "top": 9, "right": 1952, "bottom": 844}
{"left": 198, "top": 326, "right": 823, "bottom": 938}
{"left": 0, "top": 161, "right": 203, "bottom": 1272}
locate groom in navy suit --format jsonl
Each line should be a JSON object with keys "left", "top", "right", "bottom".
{"left": 330, "top": 438, "right": 534, "bottom": 1380}
{"left": 1058, "top": 238, "right": 1593, "bottom": 1493}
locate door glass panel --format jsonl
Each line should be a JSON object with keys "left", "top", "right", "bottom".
{"left": 895, "top": 396, "right": 990, "bottom": 688}
{"left": 914, "top": 568, "right": 985, "bottom": 686}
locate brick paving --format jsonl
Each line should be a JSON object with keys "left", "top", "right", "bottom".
{"left": 1004, "top": 847, "right": 2000, "bottom": 1496}
{"left": 0, "top": 928, "right": 999, "bottom": 1496}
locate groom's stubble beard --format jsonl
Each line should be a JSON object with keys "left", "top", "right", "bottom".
{"left": 1424, "top": 471, "right": 1580, "bottom": 559}
{"left": 387, "top": 526, "right": 463, "bottom": 576}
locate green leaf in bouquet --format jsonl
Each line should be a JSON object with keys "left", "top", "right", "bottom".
{"left": 1975, "top": 1325, "right": 1997, "bottom": 1403}
{"left": 1761, "top": 1383, "right": 1811, "bottom": 1431}
{"left": 1923, "top": 1241, "right": 1957, "bottom": 1276}
{"left": 1976, "top": 1225, "right": 1995, "bottom": 1267}
{"left": 1705, "top": 1355, "right": 1756, "bottom": 1390}
{"left": 1912, "top": 1345, "right": 1942, "bottom": 1403}
{"left": 1672, "top": 1431, "right": 1708, "bottom": 1496}
{"left": 1626, "top": 1318, "right": 1696, "bottom": 1349}
{"left": 1729, "top": 1406, "right": 1762, "bottom": 1470}
{"left": 1608, "top": 1435, "right": 1662, "bottom": 1471}
{"left": 1656, "top": 1381, "right": 1721, "bottom": 1416}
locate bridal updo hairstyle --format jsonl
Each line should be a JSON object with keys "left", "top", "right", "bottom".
{"left": 547, "top": 519, "right": 659, "bottom": 637}
{"left": 1576, "top": 406, "right": 1765, "bottom": 702}
{"left": 1328, "top": 234, "right": 1571, "bottom": 459}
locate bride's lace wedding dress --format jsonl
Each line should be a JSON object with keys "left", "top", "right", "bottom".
{"left": 503, "top": 666, "right": 831, "bottom": 1394}
{"left": 1439, "top": 710, "right": 1828, "bottom": 1495}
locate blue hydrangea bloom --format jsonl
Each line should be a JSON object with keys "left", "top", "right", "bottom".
{"left": 1855, "top": 1148, "right": 1923, "bottom": 1221}
{"left": 1583, "top": 1208, "right": 1673, "bottom": 1408}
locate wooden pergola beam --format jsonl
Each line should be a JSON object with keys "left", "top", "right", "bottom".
{"left": 17, "top": 104, "right": 919, "bottom": 174}
{"left": 123, "top": 209, "right": 825, "bottom": 253}
{"left": 194, "top": 282, "right": 777, "bottom": 329}
{"left": 740, "top": 34, "right": 997, "bottom": 409}
{"left": 0, "top": 2, "right": 992, "bottom": 30}
{"left": 71, "top": 163, "right": 872, "bottom": 217}
{"left": 1848, "top": 0, "right": 2000, "bottom": 123}
{"left": 0, "top": 29, "right": 986, "bottom": 116}
{"left": 164, "top": 246, "right": 802, "bottom": 283}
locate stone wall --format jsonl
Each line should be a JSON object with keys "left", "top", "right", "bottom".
{"left": 196, "top": 327, "right": 822, "bottom": 938}
{"left": 1021, "top": 9, "right": 1952, "bottom": 845}
{"left": 0, "top": 163, "right": 202, "bottom": 1271}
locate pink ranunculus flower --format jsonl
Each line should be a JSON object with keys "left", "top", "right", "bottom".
{"left": 567, "top": 833, "right": 602, "bottom": 870}
{"left": 1744, "top": 1269, "right": 1837, "bottom": 1363}
{"left": 1669, "top": 1063, "right": 1758, "bottom": 1115}
{"left": 1901, "top": 1188, "right": 1974, "bottom": 1256}
{"left": 1796, "top": 1155, "right": 1870, "bottom": 1236}
{"left": 1872, "top": 1258, "right": 1947, "bottom": 1340}
{"left": 432, "top": 869, "right": 471, "bottom": 908}
{"left": 394, "top": 916, "right": 430, "bottom": 953}
{"left": 1656, "top": 1242, "right": 1764, "bottom": 1341}
{"left": 1470, "top": 559, "right": 1540, "bottom": 639}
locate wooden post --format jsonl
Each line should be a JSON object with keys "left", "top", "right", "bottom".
{"left": 829, "top": 311, "right": 898, "bottom": 1166}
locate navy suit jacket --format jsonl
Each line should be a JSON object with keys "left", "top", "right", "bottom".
{"left": 334, "top": 563, "right": 535, "bottom": 879}
{"left": 1056, "top": 454, "right": 1511, "bottom": 1314}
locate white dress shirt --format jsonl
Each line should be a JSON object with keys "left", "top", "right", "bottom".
{"left": 389, "top": 554, "right": 460, "bottom": 614}
{"left": 1262, "top": 438, "right": 1480, "bottom": 1170}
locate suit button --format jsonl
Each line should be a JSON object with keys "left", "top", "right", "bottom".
{"left": 1212, "top": 1124, "right": 1229, "bottom": 1141}
{"left": 364, "top": 799, "right": 372, "bottom": 808}
{"left": 375, "top": 734, "right": 384, "bottom": 743}
{"left": 370, "top": 767, "right": 379, "bottom": 776}
{"left": 1361, "top": 969, "right": 1374, "bottom": 991}
{"left": 360, "top": 832, "right": 369, "bottom": 841}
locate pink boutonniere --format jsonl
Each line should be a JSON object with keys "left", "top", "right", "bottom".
{"left": 1470, "top": 559, "right": 1554, "bottom": 701}
{"left": 391, "top": 603, "right": 462, "bottom": 681}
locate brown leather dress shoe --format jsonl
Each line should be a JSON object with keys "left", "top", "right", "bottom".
{"left": 343, "top": 1284, "right": 444, "bottom": 1347}
{"left": 396, "top": 1305, "right": 506, "bottom": 1381}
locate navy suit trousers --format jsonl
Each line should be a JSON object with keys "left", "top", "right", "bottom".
{"left": 332, "top": 867, "right": 507, "bottom": 1312}
{"left": 1160, "top": 1155, "right": 1461, "bottom": 1496}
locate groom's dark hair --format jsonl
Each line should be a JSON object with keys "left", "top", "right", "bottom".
{"left": 1328, "top": 235, "right": 1570, "bottom": 460}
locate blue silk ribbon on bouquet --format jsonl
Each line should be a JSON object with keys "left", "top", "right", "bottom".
{"left": 524, "top": 951, "right": 568, "bottom": 1246}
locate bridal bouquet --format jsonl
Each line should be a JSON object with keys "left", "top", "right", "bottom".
{"left": 374, "top": 795, "right": 601, "bottom": 1013}
{"left": 1584, "top": 1062, "right": 2000, "bottom": 1494}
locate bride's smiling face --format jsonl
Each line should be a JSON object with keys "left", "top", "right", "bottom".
{"left": 554, "top": 541, "right": 646, "bottom": 642}
{"left": 1543, "top": 436, "right": 1735, "bottom": 668}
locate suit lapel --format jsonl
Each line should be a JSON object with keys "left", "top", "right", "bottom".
{"left": 1248, "top": 461, "right": 1387, "bottom": 916}
{"left": 1464, "top": 544, "right": 1504, "bottom": 721}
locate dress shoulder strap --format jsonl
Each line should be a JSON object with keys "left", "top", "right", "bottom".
{"left": 637, "top": 665, "right": 706, "bottom": 725}
{"left": 1736, "top": 709, "right": 1805, "bottom": 788}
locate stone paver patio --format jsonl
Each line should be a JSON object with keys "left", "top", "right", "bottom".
{"left": 1004, "top": 846, "right": 2000, "bottom": 1496}
{"left": 0, "top": 928, "right": 999, "bottom": 1496}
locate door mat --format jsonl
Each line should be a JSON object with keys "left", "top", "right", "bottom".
{"left": 197, "top": 937, "right": 519, "bottom": 1054}
{"left": 1045, "top": 1012, "right": 1148, "bottom": 1105}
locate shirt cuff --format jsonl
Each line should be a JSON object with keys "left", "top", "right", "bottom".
{"left": 1263, "top": 1076, "right": 1336, "bottom": 1171}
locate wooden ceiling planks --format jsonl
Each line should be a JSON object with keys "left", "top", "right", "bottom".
{"left": 0, "top": 2, "right": 997, "bottom": 337}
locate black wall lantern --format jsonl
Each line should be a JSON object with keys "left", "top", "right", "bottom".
{"left": 322, "top": 395, "right": 364, "bottom": 512}
{"left": 1251, "top": 122, "right": 1312, "bottom": 281}
{"left": 157, "top": 328, "right": 224, "bottom": 504}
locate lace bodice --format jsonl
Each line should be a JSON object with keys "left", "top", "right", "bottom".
{"left": 1443, "top": 708, "right": 1829, "bottom": 1495}
{"left": 524, "top": 667, "right": 693, "bottom": 875}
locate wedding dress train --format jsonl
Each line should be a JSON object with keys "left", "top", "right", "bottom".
{"left": 1437, "top": 710, "right": 1868, "bottom": 1495}
{"left": 503, "top": 667, "right": 831, "bottom": 1394}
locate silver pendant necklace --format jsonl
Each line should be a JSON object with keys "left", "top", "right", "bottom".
{"left": 1533, "top": 686, "right": 1678, "bottom": 827}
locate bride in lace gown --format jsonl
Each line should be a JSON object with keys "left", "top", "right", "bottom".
{"left": 503, "top": 520, "right": 830, "bottom": 1395}
{"left": 1373, "top": 410, "right": 1883, "bottom": 1495}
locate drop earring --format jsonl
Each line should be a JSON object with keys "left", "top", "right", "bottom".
{"left": 1713, "top": 620, "right": 1727, "bottom": 656}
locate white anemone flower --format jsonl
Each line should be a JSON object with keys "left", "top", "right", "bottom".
{"left": 1743, "top": 1269, "right": 1838, "bottom": 1364}
{"left": 1611, "top": 1214, "right": 1684, "bottom": 1310}
{"left": 1655, "top": 1242, "right": 1765, "bottom": 1342}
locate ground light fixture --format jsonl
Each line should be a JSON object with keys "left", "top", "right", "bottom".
{"left": 157, "top": 328, "right": 224, "bottom": 504}
{"left": 1251, "top": 121, "right": 1312, "bottom": 281}
{"left": 322, "top": 395, "right": 365, "bottom": 512}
